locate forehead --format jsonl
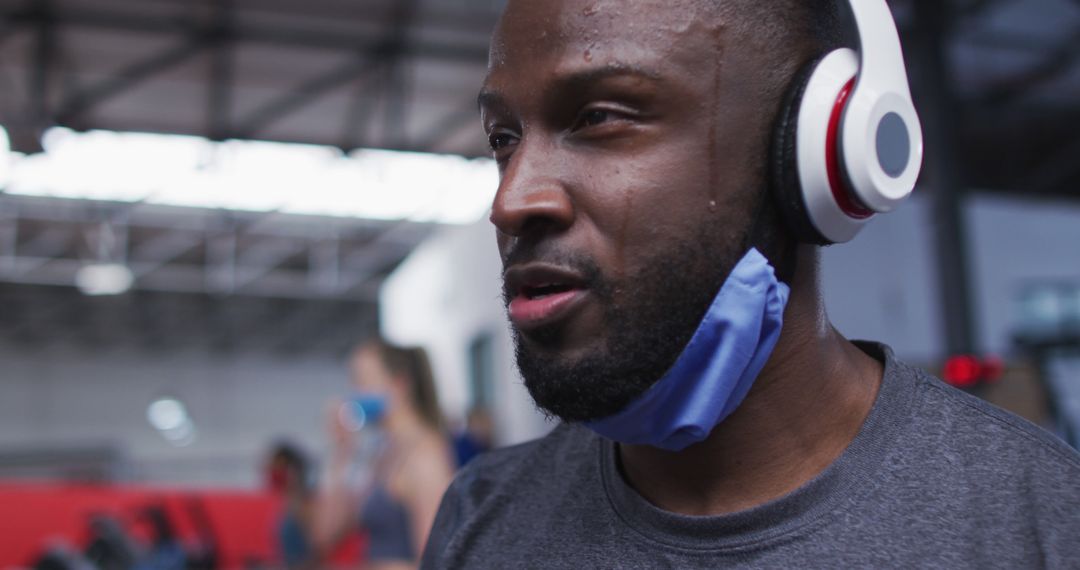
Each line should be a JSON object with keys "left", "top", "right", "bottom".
{"left": 487, "top": 0, "right": 726, "bottom": 90}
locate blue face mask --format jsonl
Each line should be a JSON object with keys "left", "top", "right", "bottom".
{"left": 585, "top": 247, "right": 790, "bottom": 452}
{"left": 347, "top": 393, "right": 389, "bottom": 429}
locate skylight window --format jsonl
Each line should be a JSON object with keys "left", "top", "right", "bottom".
{"left": 0, "top": 126, "right": 498, "bottom": 225}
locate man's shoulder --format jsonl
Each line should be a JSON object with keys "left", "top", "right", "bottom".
{"left": 877, "top": 361, "right": 1080, "bottom": 564}
{"left": 895, "top": 357, "right": 1080, "bottom": 486}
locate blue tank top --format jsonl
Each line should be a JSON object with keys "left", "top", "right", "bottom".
{"left": 277, "top": 512, "right": 311, "bottom": 566}
{"left": 360, "top": 483, "right": 415, "bottom": 562}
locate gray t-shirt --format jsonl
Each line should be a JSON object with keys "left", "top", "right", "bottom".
{"left": 422, "top": 345, "right": 1080, "bottom": 568}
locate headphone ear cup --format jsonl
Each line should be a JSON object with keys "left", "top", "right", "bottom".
{"left": 770, "top": 57, "right": 832, "bottom": 246}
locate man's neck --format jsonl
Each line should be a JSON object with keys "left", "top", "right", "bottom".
{"left": 617, "top": 254, "right": 883, "bottom": 516}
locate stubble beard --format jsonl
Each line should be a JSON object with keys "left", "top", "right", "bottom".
{"left": 509, "top": 230, "right": 740, "bottom": 423}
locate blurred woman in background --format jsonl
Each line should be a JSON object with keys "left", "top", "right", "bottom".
{"left": 312, "top": 339, "right": 455, "bottom": 570}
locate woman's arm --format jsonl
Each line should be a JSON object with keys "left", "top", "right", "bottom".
{"left": 401, "top": 438, "right": 456, "bottom": 562}
{"left": 310, "top": 401, "right": 361, "bottom": 559}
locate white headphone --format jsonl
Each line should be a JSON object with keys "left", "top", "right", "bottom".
{"left": 772, "top": 0, "right": 923, "bottom": 244}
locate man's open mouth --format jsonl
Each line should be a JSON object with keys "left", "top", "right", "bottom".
{"left": 521, "top": 282, "right": 577, "bottom": 300}
{"left": 504, "top": 264, "right": 591, "bottom": 330}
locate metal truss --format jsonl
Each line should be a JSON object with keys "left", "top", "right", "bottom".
{"left": 0, "top": 277, "right": 383, "bottom": 355}
{"left": 0, "top": 193, "right": 428, "bottom": 353}
{"left": 0, "top": 0, "right": 495, "bottom": 155}
{"left": 0, "top": 194, "right": 433, "bottom": 300}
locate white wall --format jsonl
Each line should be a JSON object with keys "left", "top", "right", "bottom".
{"left": 967, "top": 195, "right": 1080, "bottom": 354}
{"left": 821, "top": 194, "right": 945, "bottom": 362}
{"left": 823, "top": 193, "right": 1080, "bottom": 360}
{"left": 0, "top": 344, "right": 349, "bottom": 488}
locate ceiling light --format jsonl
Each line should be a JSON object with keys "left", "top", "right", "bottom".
{"left": 75, "top": 263, "right": 134, "bottom": 296}
{"left": 147, "top": 398, "right": 189, "bottom": 432}
{"left": 148, "top": 397, "right": 198, "bottom": 447}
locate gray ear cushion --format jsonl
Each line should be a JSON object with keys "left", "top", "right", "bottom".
{"left": 770, "top": 57, "right": 832, "bottom": 246}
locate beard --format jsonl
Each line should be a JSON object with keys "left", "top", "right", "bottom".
{"left": 505, "top": 226, "right": 744, "bottom": 423}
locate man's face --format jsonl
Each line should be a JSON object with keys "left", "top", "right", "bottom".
{"left": 481, "top": 0, "right": 774, "bottom": 421}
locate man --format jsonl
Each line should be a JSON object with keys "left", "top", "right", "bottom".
{"left": 421, "top": 0, "right": 1080, "bottom": 567}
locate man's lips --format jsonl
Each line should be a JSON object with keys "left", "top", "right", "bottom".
{"left": 503, "top": 263, "right": 590, "bottom": 331}
{"left": 509, "top": 289, "right": 589, "bottom": 330}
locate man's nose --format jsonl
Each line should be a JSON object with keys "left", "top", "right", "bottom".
{"left": 489, "top": 142, "right": 574, "bottom": 239}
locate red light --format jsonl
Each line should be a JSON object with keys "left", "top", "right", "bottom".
{"left": 943, "top": 355, "right": 982, "bottom": 389}
{"left": 981, "top": 355, "right": 1005, "bottom": 384}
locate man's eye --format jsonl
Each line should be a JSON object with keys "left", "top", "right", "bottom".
{"left": 573, "top": 107, "right": 636, "bottom": 132}
{"left": 580, "top": 109, "right": 611, "bottom": 128}
{"left": 488, "top": 132, "right": 517, "bottom": 152}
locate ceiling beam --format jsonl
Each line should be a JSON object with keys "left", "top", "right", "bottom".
{"left": 1, "top": 5, "right": 490, "bottom": 62}
{"left": 206, "top": 0, "right": 236, "bottom": 141}
{"left": 1026, "top": 134, "right": 1080, "bottom": 196}
{"left": 409, "top": 101, "right": 482, "bottom": 152}
{"left": 56, "top": 36, "right": 209, "bottom": 125}
{"left": 378, "top": 0, "right": 422, "bottom": 149}
{"left": 975, "top": 27, "right": 1080, "bottom": 108}
{"left": 231, "top": 55, "right": 384, "bottom": 139}
{"left": 339, "top": 62, "right": 387, "bottom": 151}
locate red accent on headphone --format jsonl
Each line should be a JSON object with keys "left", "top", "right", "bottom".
{"left": 827, "top": 79, "right": 874, "bottom": 220}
